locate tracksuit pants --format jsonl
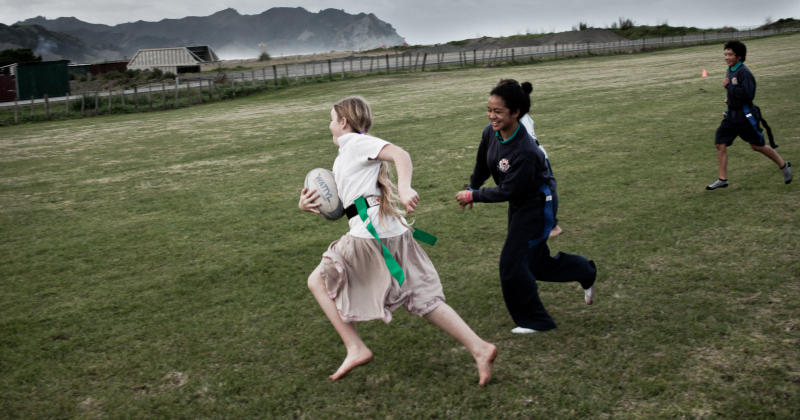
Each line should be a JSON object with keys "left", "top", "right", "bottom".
{"left": 499, "top": 203, "right": 596, "bottom": 331}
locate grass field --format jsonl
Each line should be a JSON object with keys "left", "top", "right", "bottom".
{"left": 1, "top": 35, "right": 799, "bottom": 418}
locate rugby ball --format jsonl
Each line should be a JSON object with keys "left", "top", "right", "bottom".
{"left": 304, "top": 168, "right": 344, "bottom": 220}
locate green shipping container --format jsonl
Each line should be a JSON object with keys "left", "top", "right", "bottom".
{"left": 16, "top": 60, "right": 70, "bottom": 100}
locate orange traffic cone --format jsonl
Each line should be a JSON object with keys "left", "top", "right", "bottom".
{"left": 702, "top": 69, "right": 708, "bottom": 78}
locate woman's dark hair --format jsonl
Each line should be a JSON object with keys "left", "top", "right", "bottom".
{"left": 724, "top": 40, "right": 747, "bottom": 62}
{"left": 521, "top": 81, "right": 533, "bottom": 96}
{"left": 490, "top": 79, "right": 531, "bottom": 119}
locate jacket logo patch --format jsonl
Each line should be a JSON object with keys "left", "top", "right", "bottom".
{"left": 498, "top": 158, "right": 510, "bottom": 173}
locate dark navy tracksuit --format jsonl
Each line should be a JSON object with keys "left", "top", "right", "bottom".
{"left": 715, "top": 62, "right": 764, "bottom": 146}
{"left": 469, "top": 123, "right": 596, "bottom": 331}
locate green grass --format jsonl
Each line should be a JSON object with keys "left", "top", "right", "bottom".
{"left": 1, "top": 35, "right": 799, "bottom": 418}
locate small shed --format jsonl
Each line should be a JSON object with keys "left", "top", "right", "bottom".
{"left": 91, "top": 60, "right": 129, "bottom": 75}
{"left": 127, "top": 46, "right": 219, "bottom": 74}
{"left": 68, "top": 63, "right": 91, "bottom": 77}
{"left": 0, "top": 73, "right": 16, "bottom": 102}
{"left": 69, "top": 60, "right": 129, "bottom": 80}
{"left": 1, "top": 60, "right": 70, "bottom": 101}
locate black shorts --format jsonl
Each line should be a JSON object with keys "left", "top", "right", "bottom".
{"left": 715, "top": 118, "right": 765, "bottom": 147}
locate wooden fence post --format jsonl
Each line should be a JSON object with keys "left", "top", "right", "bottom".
{"left": 108, "top": 90, "right": 112, "bottom": 113}
{"left": 30, "top": 96, "right": 35, "bottom": 118}
{"left": 148, "top": 87, "right": 152, "bottom": 109}
{"left": 94, "top": 92, "right": 99, "bottom": 114}
{"left": 421, "top": 53, "right": 427, "bottom": 71}
{"left": 134, "top": 86, "right": 139, "bottom": 111}
{"left": 65, "top": 94, "right": 70, "bottom": 117}
{"left": 174, "top": 78, "right": 179, "bottom": 106}
{"left": 385, "top": 54, "right": 390, "bottom": 73}
{"left": 13, "top": 99, "right": 19, "bottom": 124}
{"left": 328, "top": 59, "right": 333, "bottom": 80}
{"left": 80, "top": 94, "right": 85, "bottom": 117}
{"left": 161, "top": 82, "right": 166, "bottom": 110}
{"left": 44, "top": 94, "right": 50, "bottom": 120}
{"left": 273, "top": 65, "right": 278, "bottom": 87}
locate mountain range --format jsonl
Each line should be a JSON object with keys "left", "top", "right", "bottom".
{"left": 3, "top": 7, "right": 406, "bottom": 63}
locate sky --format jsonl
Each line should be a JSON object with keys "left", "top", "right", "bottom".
{"left": 2, "top": 0, "right": 799, "bottom": 45}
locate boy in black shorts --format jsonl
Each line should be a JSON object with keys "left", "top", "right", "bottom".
{"left": 707, "top": 40, "right": 792, "bottom": 190}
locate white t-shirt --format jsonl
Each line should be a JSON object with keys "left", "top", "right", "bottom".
{"left": 520, "top": 113, "right": 548, "bottom": 160}
{"left": 333, "top": 132, "right": 408, "bottom": 239}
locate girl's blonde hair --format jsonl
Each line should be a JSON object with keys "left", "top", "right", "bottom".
{"left": 333, "top": 96, "right": 404, "bottom": 223}
{"left": 333, "top": 96, "right": 372, "bottom": 134}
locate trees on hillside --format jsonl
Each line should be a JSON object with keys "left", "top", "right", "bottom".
{"left": 0, "top": 48, "right": 42, "bottom": 67}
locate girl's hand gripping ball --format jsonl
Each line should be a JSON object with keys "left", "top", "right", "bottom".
{"left": 302, "top": 168, "right": 344, "bottom": 220}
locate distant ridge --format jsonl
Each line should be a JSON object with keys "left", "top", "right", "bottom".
{"left": 11, "top": 7, "right": 406, "bottom": 61}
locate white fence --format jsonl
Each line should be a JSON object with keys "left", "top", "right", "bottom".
{"left": 2, "top": 27, "right": 798, "bottom": 122}
{"left": 217, "top": 27, "right": 800, "bottom": 84}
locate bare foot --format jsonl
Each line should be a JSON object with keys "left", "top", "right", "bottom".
{"left": 475, "top": 343, "right": 497, "bottom": 386}
{"left": 549, "top": 225, "right": 563, "bottom": 238}
{"left": 329, "top": 347, "right": 373, "bottom": 381}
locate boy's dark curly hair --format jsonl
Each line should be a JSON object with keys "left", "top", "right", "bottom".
{"left": 724, "top": 40, "right": 747, "bottom": 62}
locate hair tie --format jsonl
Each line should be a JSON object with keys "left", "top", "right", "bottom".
{"left": 359, "top": 129, "right": 366, "bottom": 134}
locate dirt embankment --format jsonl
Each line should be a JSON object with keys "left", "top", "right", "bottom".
{"left": 421, "top": 29, "right": 630, "bottom": 53}
{"left": 207, "top": 29, "right": 629, "bottom": 70}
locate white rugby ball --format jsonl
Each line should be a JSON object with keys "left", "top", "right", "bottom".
{"left": 304, "top": 168, "right": 344, "bottom": 220}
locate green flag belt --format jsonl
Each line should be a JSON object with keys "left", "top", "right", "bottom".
{"left": 354, "top": 196, "right": 437, "bottom": 286}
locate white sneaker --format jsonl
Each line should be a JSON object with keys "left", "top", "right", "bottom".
{"left": 511, "top": 327, "right": 538, "bottom": 334}
{"left": 706, "top": 178, "right": 728, "bottom": 190}
{"left": 584, "top": 286, "right": 595, "bottom": 305}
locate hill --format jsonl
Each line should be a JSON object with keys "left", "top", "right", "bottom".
{"left": 13, "top": 7, "right": 406, "bottom": 61}
{"left": 0, "top": 23, "right": 116, "bottom": 63}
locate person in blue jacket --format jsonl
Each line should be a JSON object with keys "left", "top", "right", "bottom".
{"left": 455, "top": 79, "right": 596, "bottom": 334}
{"left": 706, "top": 40, "right": 791, "bottom": 190}
{"left": 519, "top": 81, "right": 562, "bottom": 237}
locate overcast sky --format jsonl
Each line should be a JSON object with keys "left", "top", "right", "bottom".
{"left": 2, "top": 0, "right": 798, "bottom": 45}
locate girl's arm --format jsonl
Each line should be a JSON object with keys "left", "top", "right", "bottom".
{"left": 469, "top": 127, "right": 492, "bottom": 189}
{"left": 377, "top": 144, "right": 419, "bottom": 213}
{"left": 456, "top": 127, "right": 491, "bottom": 209}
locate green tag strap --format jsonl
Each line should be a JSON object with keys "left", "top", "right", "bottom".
{"left": 412, "top": 227, "right": 437, "bottom": 246}
{"left": 355, "top": 196, "right": 405, "bottom": 286}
